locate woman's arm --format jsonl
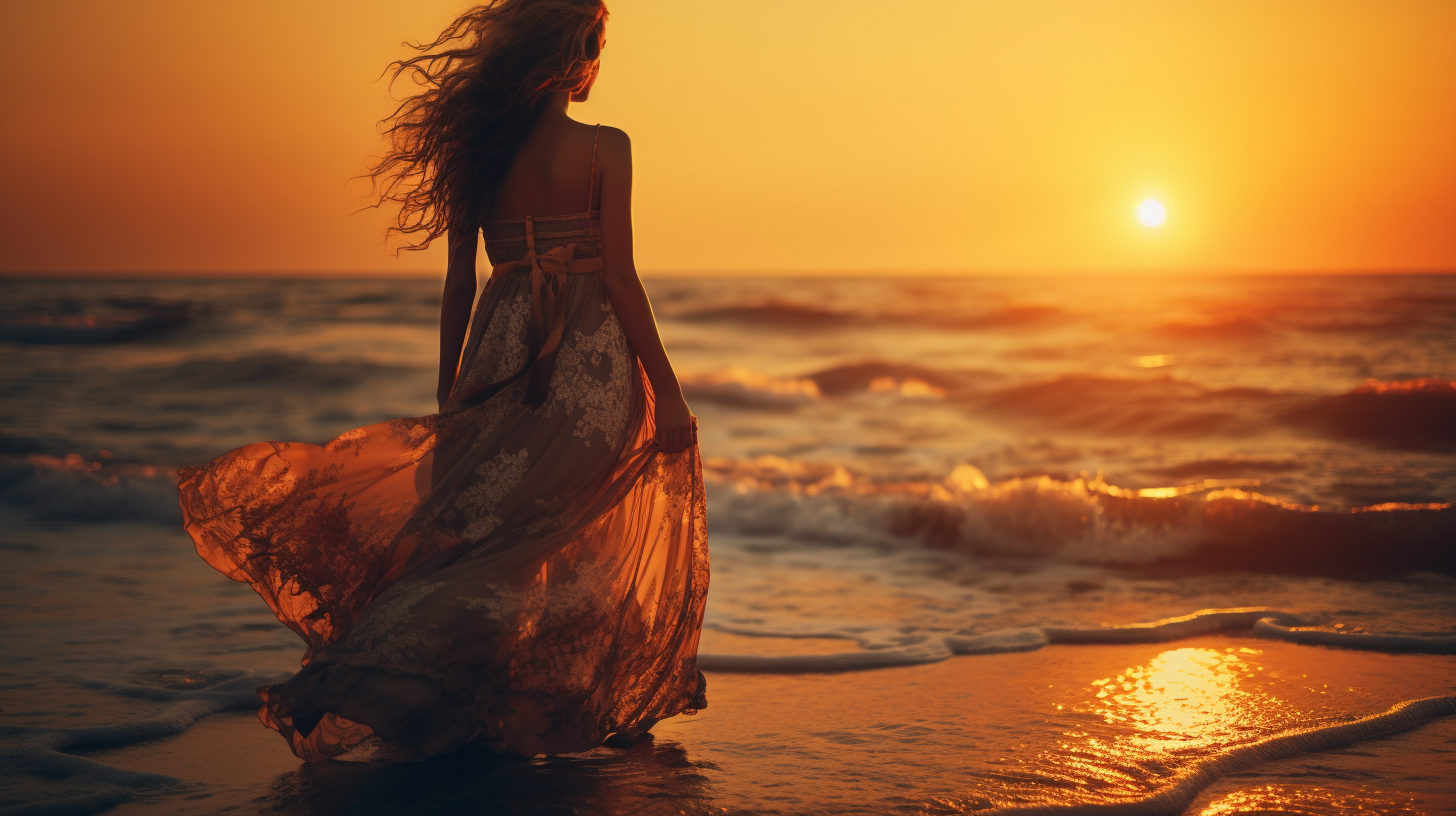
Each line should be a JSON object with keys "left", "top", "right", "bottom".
{"left": 595, "top": 127, "right": 695, "bottom": 453}
{"left": 437, "top": 224, "right": 478, "bottom": 411}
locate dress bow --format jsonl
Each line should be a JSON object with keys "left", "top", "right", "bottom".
{"left": 455, "top": 218, "right": 603, "bottom": 408}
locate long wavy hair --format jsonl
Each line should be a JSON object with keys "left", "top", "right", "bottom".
{"left": 369, "top": 0, "right": 608, "bottom": 252}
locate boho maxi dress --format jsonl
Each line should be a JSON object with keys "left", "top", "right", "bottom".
{"left": 177, "top": 128, "right": 709, "bottom": 761}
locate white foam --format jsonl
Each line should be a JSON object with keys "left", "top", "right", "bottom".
{"left": 704, "top": 457, "right": 1454, "bottom": 573}
{"left": 698, "top": 640, "right": 952, "bottom": 673}
{"left": 697, "top": 608, "right": 1445, "bottom": 674}
{"left": 1045, "top": 608, "right": 1304, "bottom": 645}
{"left": 706, "top": 461, "right": 1216, "bottom": 565}
{"left": 1253, "top": 618, "right": 1456, "bottom": 654}
{"left": 985, "top": 695, "right": 1456, "bottom": 815}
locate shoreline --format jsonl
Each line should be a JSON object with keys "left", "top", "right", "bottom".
{"left": 83, "top": 639, "right": 1456, "bottom": 816}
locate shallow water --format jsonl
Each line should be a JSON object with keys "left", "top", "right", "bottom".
{"left": 1, "top": 274, "right": 1454, "bottom": 813}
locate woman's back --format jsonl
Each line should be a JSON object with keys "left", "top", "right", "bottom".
{"left": 174, "top": 0, "right": 708, "bottom": 764}
{"left": 490, "top": 117, "right": 604, "bottom": 220}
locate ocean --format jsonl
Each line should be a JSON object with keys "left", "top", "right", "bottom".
{"left": 2, "top": 273, "right": 1454, "bottom": 814}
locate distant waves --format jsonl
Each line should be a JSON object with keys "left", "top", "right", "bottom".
{"left": 684, "top": 358, "right": 1456, "bottom": 452}
{"left": 704, "top": 458, "right": 1455, "bottom": 577}
{"left": 1280, "top": 378, "right": 1456, "bottom": 451}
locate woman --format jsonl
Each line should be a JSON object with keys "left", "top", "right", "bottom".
{"left": 177, "top": 0, "right": 708, "bottom": 762}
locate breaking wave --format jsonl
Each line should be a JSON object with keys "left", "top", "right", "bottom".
{"left": 704, "top": 457, "right": 1455, "bottom": 576}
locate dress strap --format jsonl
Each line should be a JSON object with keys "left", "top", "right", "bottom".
{"left": 585, "top": 123, "right": 602, "bottom": 212}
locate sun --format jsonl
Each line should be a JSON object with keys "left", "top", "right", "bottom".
{"left": 1137, "top": 199, "right": 1166, "bottom": 228}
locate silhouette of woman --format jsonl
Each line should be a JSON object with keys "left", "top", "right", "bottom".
{"left": 177, "top": 0, "right": 707, "bottom": 762}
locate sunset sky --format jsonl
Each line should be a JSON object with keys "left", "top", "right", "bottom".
{"left": 1, "top": 0, "right": 1452, "bottom": 276}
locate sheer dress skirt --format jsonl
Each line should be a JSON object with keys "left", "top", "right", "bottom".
{"left": 177, "top": 268, "right": 709, "bottom": 761}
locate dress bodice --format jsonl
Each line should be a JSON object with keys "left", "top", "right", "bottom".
{"left": 483, "top": 211, "right": 601, "bottom": 268}
{"left": 461, "top": 125, "right": 608, "bottom": 409}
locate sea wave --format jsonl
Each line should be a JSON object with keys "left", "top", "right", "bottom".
{"left": 935, "top": 304, "right": 1067, "bottom": 330}
{"left": 804, "top": 361, "right": 977, "bottom": 397}
{"left": 685, "top": 365, "right": 1456, "bottom": 452}
{"left": 704, "top": 457, "right": 1455, "bottom": 576}
{"left": 675, "top": 299, "right": 862, "bottom": 328}
{"left": 681, "top": 361, "right": 988, "bottom": 407}
{"left": 975, "top": 374, "right": 1280, "bottom": 437}
{"left": 679, "top": 367, "right": 822, "bottom": 409}
{"left": 0, "top": 301, "right": 191, "bottom": 344}
{"left": 674, "top": 298, "right": 1068, "bottom": 333}
{"left": 0, "top": 454, "right": 180, "bottom": 523}
{"left": 1149, "top": 316, "right": 1269, "bottom": 343}
{"left": 13, "top": 443, "right": 1453, "bottom": 573}
{"left": 1280, "top": 378, "right": 1456, "bottom": 451}
{"left": 1140, "top": 457, "right": 1302, "bottom": 480}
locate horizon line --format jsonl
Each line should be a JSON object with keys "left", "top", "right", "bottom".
{"left": 3, "top": 268, "right": 1453, "bottom": 280}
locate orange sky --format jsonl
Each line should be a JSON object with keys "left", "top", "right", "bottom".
{"left": 1, "top": 0, "right": 1452, "bottom": 276}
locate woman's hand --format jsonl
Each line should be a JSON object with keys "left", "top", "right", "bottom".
{"left": 655, "top": 392, "right": 696, "bottom": 453}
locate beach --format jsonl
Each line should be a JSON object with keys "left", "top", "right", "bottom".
{"left": 2, "top": 274, "right": 1455, "bottom": 813}
{"left": 87, "top": 642, "right": 1456, "bottom": 815}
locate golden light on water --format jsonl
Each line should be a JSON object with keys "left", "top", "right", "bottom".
{"left": 869, "top": 376, "right": 947, "bottom": 399}
{"left": 1199, "top": 784, "right": 1425, "bottom": 816}
{"left": 1087, "top": 647, "right": 1276, "bottom": 751}
{"left": 978, "top": 645, "right": 1299, "bottom": 805}
{"left": 1137, "top": 199, "right": 1167, "bottom": 228}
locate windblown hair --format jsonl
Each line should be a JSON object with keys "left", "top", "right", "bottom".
{"left": 369, "top": 0, "right": 608, "bottom": 252}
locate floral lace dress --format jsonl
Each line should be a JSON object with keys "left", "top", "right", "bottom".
{"left": 176, "top": 135, "right": 709, "bottom": 761}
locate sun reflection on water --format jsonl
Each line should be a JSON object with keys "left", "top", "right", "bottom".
{"left": 1199, "top": 784, "right": 1423, "bottom": 815}
{"left": 1085, "top": 647, "right": 1277, "bottom": 752}
{"left": 977, "top": 647, "right": 1296, "bottom": 805}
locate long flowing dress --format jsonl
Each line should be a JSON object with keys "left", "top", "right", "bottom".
{"left": 177, "top": 131, "right": 709, "bottom": 762}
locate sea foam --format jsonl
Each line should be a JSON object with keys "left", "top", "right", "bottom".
{"left": 985, "top": 695, "right": 1456, "bottom": 816}
{"left": 698, "top": 608, "right": 1319, "bottom": 674}
{"left": 705, "top": 458, "right": 1455, "bottom": 576}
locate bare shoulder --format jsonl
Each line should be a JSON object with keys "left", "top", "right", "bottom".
{"left": 595, "top": 125, "right": 631, "bottom": 168}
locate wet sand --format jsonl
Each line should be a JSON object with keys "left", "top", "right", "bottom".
{"left": 93, "top": 640, "right": 1456, "bottom": 815}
